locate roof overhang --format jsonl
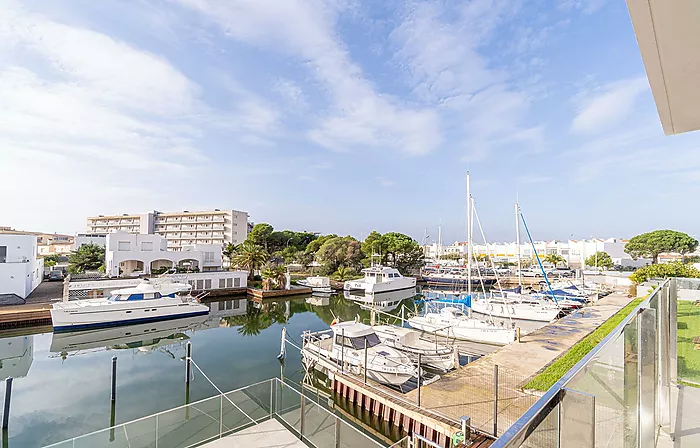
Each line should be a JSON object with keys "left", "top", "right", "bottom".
{"left": 626, "top": 0, "right": 700, "bottom": 135}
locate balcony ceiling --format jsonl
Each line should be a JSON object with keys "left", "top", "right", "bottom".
{"left": 627, "top": 0, "right": 700, "bottom": 134}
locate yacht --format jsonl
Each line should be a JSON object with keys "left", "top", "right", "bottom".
{"left": 470, "top": 296, "right": 561, "bottom": 322}
{"left": 301, "top": 322, "right": 417, "bottom": 386}
{"left": 343, "top": 266, "right": 416, "bottom": 294}
{"left": 421, "top": 267, "right": 496, "bottom": 287}
{"left": 408, "top": 307, "right": 516, "bottom": 345}
{"left": 372, "top": 325, "right": 455, "bottom": 372}
{"left": 297, "top": 276, "right": 333, "bottom": 293}
{"left": 51, "top": 280, "right": 210, "bottom": 331}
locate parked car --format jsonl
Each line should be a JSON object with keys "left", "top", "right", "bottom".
{"left": 48, "top": 270, "right": 64, "bottom": 282}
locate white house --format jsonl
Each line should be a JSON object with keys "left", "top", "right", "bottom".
{"left": 0, "top": 234, "right": 44, "bottom": 299}
{"left": 425, "top": 237, "right": 649, "bottom": 268}
{"left": 74, "top": 233, "right": 107, "bottom": 249}
{"left": 105, "top": 231, "right": 222, "bottom": 277}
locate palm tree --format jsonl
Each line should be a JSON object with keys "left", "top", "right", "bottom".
{"left": 233, "top": 241, "right": 269, "bottom": 281}
{"left": 334, "top": 266, "right": 350, "bottom": 281}
{"left": 544, "top": 253, "right": 566, "bottom": 268}
{"left": 222, "top": 243, "right": 238, "bottom": 270}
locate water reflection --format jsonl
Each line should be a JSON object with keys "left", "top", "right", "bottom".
{"left": 0, "top": 336, "right": 33, "bottom": 380}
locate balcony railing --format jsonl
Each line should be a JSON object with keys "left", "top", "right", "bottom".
{"left": 43, "top": 378, "right": 385, "bottom": 448}
{"left": 492, "top": 278, "right": 692, "bottom": 448}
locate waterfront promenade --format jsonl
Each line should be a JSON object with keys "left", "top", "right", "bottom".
{"left": 404, "top": 292, "right": 632, "bottom": 437}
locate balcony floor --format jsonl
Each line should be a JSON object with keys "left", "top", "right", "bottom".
{"left": 201, "top": 419, "right": 305, "bottom": 448}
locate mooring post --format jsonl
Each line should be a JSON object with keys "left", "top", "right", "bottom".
{"left": 364, "top": 338, "right": 368, "bottom": 384}
{"left": 493, "top": 364, "right": 499, "bottom": 437}
{"left": 109, "top": 400, "right": 116, "bottom": 442}
{"left": 2, "top": 377, "right": 13, "bottom": 430}
{"left": 516, "top": 327, "right": 521, "bottom": 343}
{"left": 417, "top": 354, "right": 422, "bottom": 407}
{"left": 341, "top": 329, "right": 345, "bottom": 374}
{"left": 185, "top": 341, "right": 192, "bottom": 384}
{"left": 111, "top": 356, "right": 117, "bottom": 402}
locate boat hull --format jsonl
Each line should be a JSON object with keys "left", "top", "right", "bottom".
{"left": 470, "top": 300, "right": 560, "bottom": 322}
{"left": 51, "top": 299, "right": 210, "bottom": 332}
{"left": 343, "top": 277, "right": 416, "bottom": 294}
{"left": 408, "top": 317, "right": 515, "bottom": 345}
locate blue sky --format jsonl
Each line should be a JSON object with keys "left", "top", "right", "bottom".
{"left": 1, "top": 0, "right": 698, "bottom": 244}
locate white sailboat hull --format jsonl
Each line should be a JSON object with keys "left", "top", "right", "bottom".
{"left": 408, "top": 316, "right": 515, "bottom": 345}
{"left": 470, "top": 300, "right": 560, "bottom": 322}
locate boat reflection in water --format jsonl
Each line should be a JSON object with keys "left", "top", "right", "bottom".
{"left": 342, "top": 287, "right": 418, "bottom": 312}
{"left": 50, "top": 315, "right": 209, "bottom": 355}
{"left": 0, "top": 335, "right": 34, "bottom": 380}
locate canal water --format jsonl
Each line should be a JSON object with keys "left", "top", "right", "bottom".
{"left": 0, "top": 292, "right": 420, "bottom": 447}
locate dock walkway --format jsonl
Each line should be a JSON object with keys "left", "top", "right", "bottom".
{"left": 404, "top": 293, "right": 632, "bottom": 437}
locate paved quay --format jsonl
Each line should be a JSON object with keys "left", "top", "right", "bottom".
{"left": 404, "top": 293, "right": 633, "bottom": 437}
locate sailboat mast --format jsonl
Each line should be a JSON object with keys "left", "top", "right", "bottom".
{"left": 466, "top": 172, "right": 472, "bottom": 298}
{"left": 515, "top": 201, "right": 522, "bottom": 287}
{"left": 437, "top": 222, "right": 442, "bottom": 261}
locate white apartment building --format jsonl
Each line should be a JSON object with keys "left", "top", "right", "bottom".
{"left": 425, "top": 238, "right": 649, "bottom": 268}
{"left": 86, "top": 209, "right": 249, "bottom": 251}
{"left": 0, "top": 234, "right": 44, "bottom": 299}
{"left": 74, "top": 233, "right": 107, "bottom": 249}
{"left": 105, "top": 231, "right": 223, "bottom": 277}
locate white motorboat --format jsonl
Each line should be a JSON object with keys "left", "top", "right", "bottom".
{"left": 297, "top": 276, "right": 333, "bottom": 293}
{"left": 372, "top": 325, "right": 455, "bottom": 372}
{"left": 344, "top": 266, "right": 416, "bottom": 294}
{"left": 470, "top": 297, "right": 561, "bottom": 322}
{"left": 301, "top": 322, "right": 417, "bottom": 386}
{"left": 408, "top": 307, "right": 516, "bottom": 345}
{"left": 51, "top": 280, "right": 210, "bottom": 331}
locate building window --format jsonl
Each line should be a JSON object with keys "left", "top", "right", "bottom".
{"left": 141, "top": 242, "right": 153, "bottom": 251}
{"left": 196, "top": 279, "right": 204, "bottom": 290}
{"left": 204, "top": 279, "right": 212, "bottom": 289}
{"left": 234, "top": 278, "right": 240, "bottom": 287}
{"left": 118, "top": 242, "right": 130, "bottom": 251}
{"left": 219, "top": 278, "right": 226, "bottom": 288}
{"left": 226, "top": 278, "right": 233, "bottom": 288}
{"left": 233, "top": 299, "right": 241, "bottom": 309}
{"left": 0, "top": 246, "right": 6, "bottom": 263}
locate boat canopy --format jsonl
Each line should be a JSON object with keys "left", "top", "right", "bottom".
{"left": 108, "top": 281, "right": 190, "bottom": 301}
{"left": 330, "top": 321, "right": 376, "bottom": 337}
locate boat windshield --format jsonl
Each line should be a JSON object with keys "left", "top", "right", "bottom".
{"left": 349, "top": 334, "right": 381, "bottom": 349}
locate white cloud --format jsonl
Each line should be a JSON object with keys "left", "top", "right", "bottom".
{"left": 390, "top": 0, "right": 540, "bottom": 161}
{"left": 176, "top": 0, "right": 443, "bottom": 156}
{"left": 0, "top": 2, "right": 266, "bottom": 232}
{"left": 571, "top": 77, "right": 649, "bottom": 134}
{"left": 273, "top": 78, "right": 308, "bottom": 111}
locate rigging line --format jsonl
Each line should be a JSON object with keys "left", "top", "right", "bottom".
{"left": 519, "top": 210, "right": 559, "bottom": 306}
{"left": 188, "top": 358, "right": 257, "bottom": 425}
{"left": 472, "top": 203, "right": 513, "bottom": 324}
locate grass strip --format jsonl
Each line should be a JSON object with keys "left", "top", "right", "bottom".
{"left": 524, "top": 297, "right": 644, "bottom": 391}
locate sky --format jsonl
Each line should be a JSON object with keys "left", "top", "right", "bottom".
{"left": 1, "top": 0, "right": 699, "bottom": 245}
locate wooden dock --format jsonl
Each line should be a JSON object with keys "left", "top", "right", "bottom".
{"left": 403, "top": 293, "right": 633, "bottom": 437}
{"left": 0, "top": 303, "right": 52, "bottom": 329}
{"left": 247, "top": 286, "right": 312, "bottom": 299}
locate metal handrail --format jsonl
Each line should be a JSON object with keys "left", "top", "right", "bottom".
{"left": 42, "top": 378, "right": 275, "bottom": 447}
{"left": 490, "top": 279, "right": 667, "bottom": 447}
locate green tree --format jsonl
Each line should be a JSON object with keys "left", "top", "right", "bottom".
{"left": 625, "top": 230, "right": 698, "bottom": 264}
{"left": 222, "top": 243, "right": 239, "bottom": 269}
{"left": 233, "top": 240, "right": 269, "bottom": 281}
{"left": 440, "top": 252, "right": 461, "bottom": 261}
{"left": 67, "top": 243, "right": 105, "bottom": 274}
{"left": 305, "top": 234, "right": 338, "bottom": 254}
{"left": 261, "top": 264, "right": 288, "bottom": 290}
{"left": 333, "top": 266, "right": 351, "bottom": 281}
{"left": 361, "top": 231, "right": 387, "bottom": 263}
{"left": 316, "top": 236, "right": 363, "bottom": 273}
{"left": 629, "top": 261, "right": 700, "bottom": 284}
{"left": 585, "top": 251, "right": 614, "bottom": 270}
{"left": 543, "top": 254, "right": 566, "bottom": 267}
{"left": 247, "top": 223, "right": 274, "bottom": 250}
{"left": 475, "top": 254, "right": 490, "bottom": 262}
{"left": 43, "top": 254, "right": 62, "bottom": 268}
{"left": 381, "top": 232, "right": 424, "bottom": 272}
